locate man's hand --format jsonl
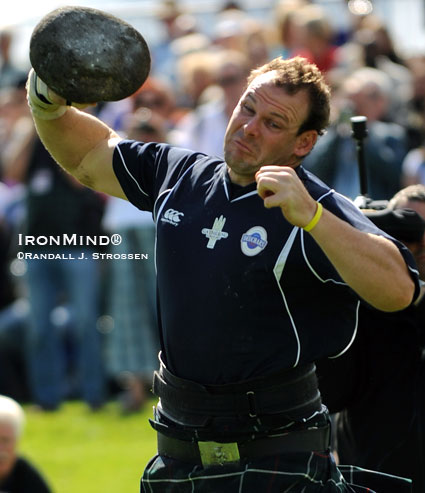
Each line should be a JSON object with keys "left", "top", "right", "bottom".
{"left": 256, "top": 165, "right": 318, "bottom": 229}
{"left": 26, "top": 69, "right": 95, "bottom": 120}
{"left": 26, "top": 68, "right": 68, "bottom": 120}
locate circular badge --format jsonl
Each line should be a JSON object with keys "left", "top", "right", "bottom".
{"left": 240, "top": 226, "right": 268, "bottom": 257}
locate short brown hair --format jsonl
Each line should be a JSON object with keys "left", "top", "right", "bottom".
{"left": 247, "top": 56, "right": 331, "bottom": 135}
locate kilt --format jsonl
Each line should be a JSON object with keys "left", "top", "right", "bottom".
{"left": 141, "top": 451, "right": 412, "bottom": 492}
{"left": 142, "top": 362, "right": 413, "bottom": 493}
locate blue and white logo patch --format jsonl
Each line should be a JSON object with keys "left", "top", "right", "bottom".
{"left": 241, "top": 226, "right": 268, "bottom": 257}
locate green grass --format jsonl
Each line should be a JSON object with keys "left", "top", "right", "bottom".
{"left": 20, "top": 399, "right": 158, "bottom": 493}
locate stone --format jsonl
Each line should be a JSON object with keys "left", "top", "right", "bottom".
{"left": 30, "top": 6, "right": 151, "bottom": 103}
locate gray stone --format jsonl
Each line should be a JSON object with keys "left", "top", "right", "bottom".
{"left": 30, "top": 6, "right": 151, "bottom": 103}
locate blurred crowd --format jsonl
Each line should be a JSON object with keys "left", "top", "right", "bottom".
{"left": 0, "top": 0, "right": 424, "bottom": 415}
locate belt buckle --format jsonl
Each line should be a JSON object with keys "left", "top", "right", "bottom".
{"left": 198, "top": 441, "right": 240, "bottom": 466}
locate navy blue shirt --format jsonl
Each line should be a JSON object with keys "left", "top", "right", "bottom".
{"left": 113, "top": 140, "right": 419, "bottom": 385}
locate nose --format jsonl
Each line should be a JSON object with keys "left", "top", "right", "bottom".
{"left": 243, "top": 116, "right": 260, "bottom": 137}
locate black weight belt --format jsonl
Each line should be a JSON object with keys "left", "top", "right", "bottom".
{"left": 157, "top": 424, "right": 331, "bottom": 467}
{"left": 153, "top": 354, "right": 322, "bottom": 425}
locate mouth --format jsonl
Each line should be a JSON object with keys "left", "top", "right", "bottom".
{"left": 233, "top": 138, "right": 254, "bottom": 155}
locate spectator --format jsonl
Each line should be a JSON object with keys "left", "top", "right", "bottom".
{"left": 176, "top": 50, "right": 217, "bottom": 109}
{"left": 292, "top": 4, "right": 338, "bottom": 75}
{"left": 357, "top": 14, "right": 407, "bottom": 69}
{"left": 212, "top": 8, "right": 251, "bottom": 54}
{"left": 171, "top": 49, "right": 249, "bottom": 156}
{"left": 303, "top": 66, "right": 408, "bottom": 200}
{"left": 2, "top": 127, "right": 106, "bottom": 412}
{"left": 401, "top": 144, "right": 425, "bottom": 187}
{"left": 131, "top": 77, "right": 180, "bottom": 129}
{"left": 0, "top": 395, "right": 51, "bottom": 492}
{"left": 151, "top": 0, "right": 185, "bottom": 86}
{"left": 0, "top": 83, "right": 33, "bottom": 180}
{"left": 389, "top": 185, "right": 425, "bottom": 281}
{"left": 317, "top": 185, "right": 425, "bottom": 492}
{"left": 0, "top": 29, "right": 26, "bottom": 90}
{"left": 403, "top": 55, "right": 425, "bottom": 152}
{"left": 212, "top": 8, "right": 270, "bottom": 69}
{"left": 273, "top": 0, "right": 310, "bottom": 59}
{"left": 0, "top": 182, "right": 29, "bottom": 402}
{"left": 102, "top": 108, "right": 162, "bottom": 413}
{"left": 331, "top": 14, "right": 412, "bottom": 124}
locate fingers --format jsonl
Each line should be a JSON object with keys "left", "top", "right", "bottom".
{"left": 27, "top": 69, "right": 97, "bottom": 120}
{"left": 26, "top": 69, "right": 69, "bottom": 120}
{"left": 256, "top": 176, "right": 281, "bottom": 206}
{"left": 48, "top": 88, "right": 96, "bottom": 110}
{"left": 256, "top": 166, "right": 295, "bottom": 206}
{"left": 47, "top": 88, "right": 67, "bottom": 106}
{"left": 255, "top": 165, "right": 318, "bottom": 226}
{"left": 256, "top": 165, "right": 292, "bottom": 176}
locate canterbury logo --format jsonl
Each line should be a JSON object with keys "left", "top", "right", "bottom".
{"left": 161, "top": 208, "right": 184, "bottom": 226}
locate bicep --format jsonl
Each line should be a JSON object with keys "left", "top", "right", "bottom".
{"left": 76, "top": 136, "right": 128, "bottom": 200}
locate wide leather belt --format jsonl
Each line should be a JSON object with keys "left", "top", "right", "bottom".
{"left": 153, "top": 355, "right": 322, "bottom": 424}
{"left": 157, "top": 424, "right": 331, "bottom": 467}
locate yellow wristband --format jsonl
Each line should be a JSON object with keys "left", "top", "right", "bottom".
{"left": 303, "top": 202, "right": 323, "bottom": 232}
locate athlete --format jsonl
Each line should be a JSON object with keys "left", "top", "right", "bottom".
{"left": 26, "top": 56, "right": 419, "bottom": 492}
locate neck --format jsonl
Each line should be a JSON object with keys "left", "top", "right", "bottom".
{"left": 227, "top": 167, "right": 256, "bottom": 187}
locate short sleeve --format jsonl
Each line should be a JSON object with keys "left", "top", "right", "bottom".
{"left": 113, "top": 140, "right": 206, "bottom": 212}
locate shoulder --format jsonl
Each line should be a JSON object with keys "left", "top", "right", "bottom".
{"left": 297, "top": 165, "right": 333, "bottom": 201}
{"left": 115, "top": 139, "right": 216, "bottom": 168}
{"left": 299, "top": 165, "right": 387, "bottom": 231}
{"left": 13, "top": 457, "right": 51, "bottom": 492}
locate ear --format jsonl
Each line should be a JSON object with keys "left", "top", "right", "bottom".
{"left": 294, "top": 130, "right": 318, "bottom": 158}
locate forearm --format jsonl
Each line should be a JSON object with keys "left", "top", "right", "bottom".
{"left": 31, "top": 106, "right": 125, "bottom": 198}
{"left": 33, "top": 107, "right": 117, "bottom": 175}
{"left": 308, "top": 208, "right": 415, "bottom": 311}
{"left": 256, "top": 165, "right": 416, "bottom": 312}
{"left": 26, "top": 70, "right": 125, "bottom": 198}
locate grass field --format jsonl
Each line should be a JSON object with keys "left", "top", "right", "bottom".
{"left": 20, "top": 399, "right": 158, "bottom": 493}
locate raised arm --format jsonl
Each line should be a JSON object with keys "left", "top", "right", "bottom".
{"left": 256, "top": 165, "right": 416, "bottom": 312}
{"left": 26, "top": 70, "right": 126, "bottom": 199}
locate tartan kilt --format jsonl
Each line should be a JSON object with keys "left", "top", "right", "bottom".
{"left": 140, "top": 451, "right": 412, "bottom": 492}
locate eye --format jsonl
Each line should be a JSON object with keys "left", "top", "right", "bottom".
{"left": 266, "top": 120, "right": 281, "bottom": 130}
{"left": 241, "top": 102, "right": 254, "bottom": 114}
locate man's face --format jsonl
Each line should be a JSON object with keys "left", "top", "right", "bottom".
{"left": 0, "top": 422, "right": 18, "bottom": 481}
{"left": 223, "top": 71, "right": 317, "bottom": 186}
{"left": 400, "top": 200, "right": 425, "bottom": 281}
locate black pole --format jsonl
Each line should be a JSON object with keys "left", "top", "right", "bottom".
{"left": 350, "top": 115, "right": 368, "bottom": 198}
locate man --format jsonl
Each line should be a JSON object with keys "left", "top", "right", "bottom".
{"left": 0, "top": 395, "right": 51, "bottom": 492}
{"left": 303, "top": 66, "right": 408, "bottom": 201}
{"left": 26, "top": 56, "right": 418, "bottom": 491}
{"left": 171, "top": 49, "right": 250, "bottom": 157}
{"left": 317, "top": 185, "right": 425, "bottom": 492}
{"left": 389, "top": 185, "right": 425, "bottom": 282}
